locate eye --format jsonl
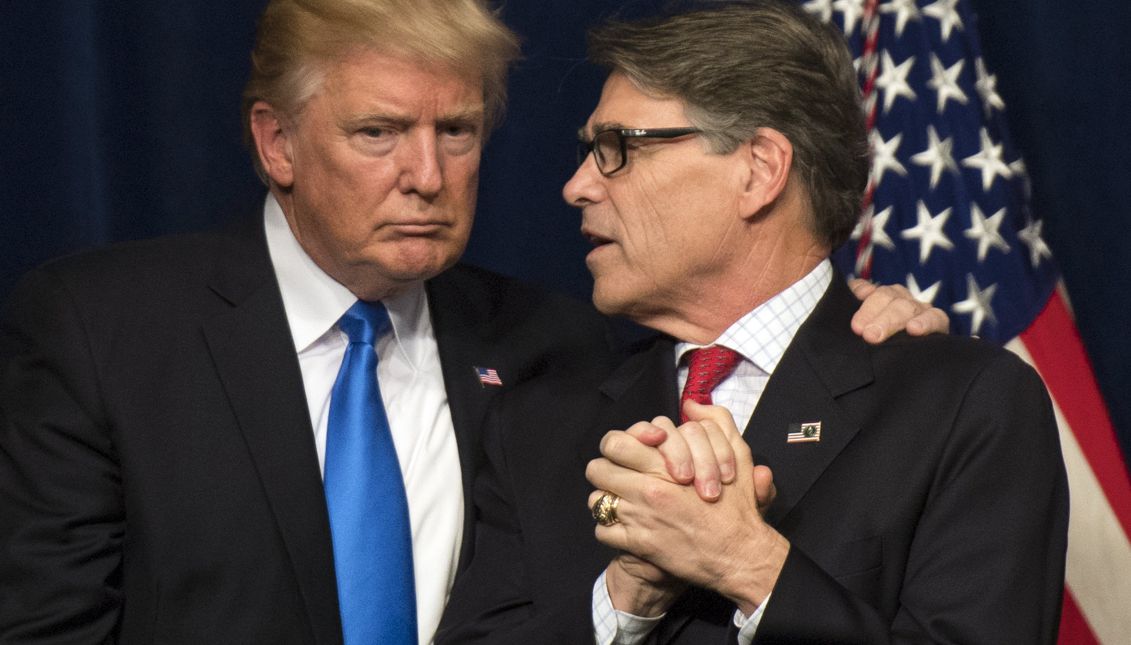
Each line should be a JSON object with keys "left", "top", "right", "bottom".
{"left": 440, "top": 123, "right": 478, "bottom": 139}
{"left": 358, "top": 126, "right": 394, "bottom": 139}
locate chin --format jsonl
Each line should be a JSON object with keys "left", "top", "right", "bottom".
{"left": 590, "top": 282, "right": 632, "bottom": 318}
{"left": 383, "top": 239, "right": 464, "bottom": 278}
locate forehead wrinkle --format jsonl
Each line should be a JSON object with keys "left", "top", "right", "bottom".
{"left": 335, "top": 101, "right": 484, "bottom": 127}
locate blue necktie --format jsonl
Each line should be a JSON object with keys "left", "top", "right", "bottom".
{"left": 324, "top": 301, "right": 416, "bottom": 644}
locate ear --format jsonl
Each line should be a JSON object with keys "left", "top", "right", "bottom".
{"left": 249, "top": 100, "right": 296, "bottom": 188}
{"left": 737, "top": 127, "right": 793, "bottom": 220}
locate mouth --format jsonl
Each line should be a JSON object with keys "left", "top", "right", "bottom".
{"left": 581, "top": 228, "right": 614, "bottom": 249}
{"left": 386, "top": 222, "right": 448, "bottom": 236}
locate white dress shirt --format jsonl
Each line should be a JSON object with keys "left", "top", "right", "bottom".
{"left": 263, "top": 195, "right": 463, "bottom": 645}
{"left": 594, "top": 260, "right": 833, "bottom": 645}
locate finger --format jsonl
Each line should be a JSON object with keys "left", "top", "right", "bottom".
{"left": 752, "top": 465, "right": 776, "bottom": 512}
{"left": 682, "top": 401, "right": 741, "bottom": 442}
{"left": 699, "top": 418, "right": 736, "bottom": 484}
{"left": 675, "top": 421, "right": 722, "bottom": 501}
{"left": 626, "top": 419, "right": 669, "bottom": 447}
{"left": 599, "top": 428, "right": 667, "bottom": 477}
{"left": 906, "top": 305, "right": 950, "bottom": 336}
{"left": 852, "top": 284, "right": 931, "bottom": 344}
{"left": 848, "top": 277, "right": 877, "bottom": 300}
{"left": 646, "top": 419, "right": 694, "bottom": 484}
{"left": 683, "top": 400, "right": 750, "bottom": 467}
{"left": 586, "top": 457, "right": 671, "bottom": 507}
{"left": 850, "top": 283, "right": 898, "bottom": 338}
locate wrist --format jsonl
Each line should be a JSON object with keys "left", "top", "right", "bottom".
{"left": 606, "top": 561, "right": 683, "bottom": 617}
{"left": 718, "top": 527, "right": 790, "bottom": 616}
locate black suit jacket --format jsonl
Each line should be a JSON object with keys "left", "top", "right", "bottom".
{"left": 438, "top": 277, "right": 1068, "bottom": 644}
{"left": 0, "top": 216, "right": 615, "bottom": 644}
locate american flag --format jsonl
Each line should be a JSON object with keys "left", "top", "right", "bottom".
{"left": 475, "top": 366, "right": 503, "bottom": 387}
{"left": 800, "top": 0, "right": 1131, "bottom": 642}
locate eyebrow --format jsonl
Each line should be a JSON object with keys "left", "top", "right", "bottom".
{"left": 437, "top": 106, "right": 486, "bottom": 126}
{"left": 579, "top": 121, "right": 629, "bottom": 140}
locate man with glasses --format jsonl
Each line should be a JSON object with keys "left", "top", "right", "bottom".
{"left": 439, "top": 2, "right": 1067, "bottom": 644}
{"left": 0, "top": 1, "right": 946, "bottom": 643}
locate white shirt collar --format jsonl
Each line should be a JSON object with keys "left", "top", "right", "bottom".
{"left": 675, "top": 259, "right": 832, "bottom": 375}
{"left": 262, "top": 193, "right": 432, "bottom": 366}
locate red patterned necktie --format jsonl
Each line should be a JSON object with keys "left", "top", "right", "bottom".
{"left": 680, "top": 345, "right": 742, "bottom": 423}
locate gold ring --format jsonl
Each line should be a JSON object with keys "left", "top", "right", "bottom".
{"left": 591, "top": 491, "right": 621, "bottom": 526}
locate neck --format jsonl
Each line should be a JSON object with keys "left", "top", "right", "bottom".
{"left": 638, "top": 239, "right": 827, "bottom": 345}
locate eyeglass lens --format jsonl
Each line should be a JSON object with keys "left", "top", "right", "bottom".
{"left": 578, "top": 130, "right": 624, "bottom": 174}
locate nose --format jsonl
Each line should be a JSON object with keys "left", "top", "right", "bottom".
{"left": 397, "top": 130, "right": 443, "bottom": 198}
{"left": 562, "top": 153, "right": 605, "bottom": 208}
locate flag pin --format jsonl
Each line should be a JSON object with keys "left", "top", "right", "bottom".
{"left": 474, "top": 366, "right": 503, "bottom": 387}
{"left": 787, "top": 421, "right": 821, "bottom": 443}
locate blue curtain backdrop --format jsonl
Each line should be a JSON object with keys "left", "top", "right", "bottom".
{"left": 2, "top": 1, "right": 1129, "bottom": 463}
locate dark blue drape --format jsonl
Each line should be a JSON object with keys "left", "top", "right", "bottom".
{"left": 2, "top": 1, "right": 1129, "bottom": 462}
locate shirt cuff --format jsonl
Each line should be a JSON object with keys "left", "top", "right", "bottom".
{"left": 592, "top": 570, "right": 665, "bottom": 645}
{"left": 732, "top": 592, "right": 772, "bottom": 645}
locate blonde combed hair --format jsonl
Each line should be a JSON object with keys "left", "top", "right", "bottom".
{"left": 242, "top": 0, "right": 521, "bottom": 181}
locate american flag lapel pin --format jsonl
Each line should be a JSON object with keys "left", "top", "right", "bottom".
{"left": 787, "top": 421, "right": 821, "bottom": 443}
{"left": 474, "top": 366, "right": 503, "bottom": 387}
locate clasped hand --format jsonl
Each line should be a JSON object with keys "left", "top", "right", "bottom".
{"left": 587, "top": 401, "right": 789, "bottom": 617}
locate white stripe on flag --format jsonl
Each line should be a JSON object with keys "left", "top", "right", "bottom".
{"left": 1008, "top": 338, "right": 1131, "bottom": 643}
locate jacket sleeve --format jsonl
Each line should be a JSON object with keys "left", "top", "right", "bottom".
{"left": 0, "top": 267, "right": 124, "bottom": 643}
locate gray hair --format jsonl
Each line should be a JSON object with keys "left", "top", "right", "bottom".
{"left": 588, "top": 0, "right": 869, "bottom": 249}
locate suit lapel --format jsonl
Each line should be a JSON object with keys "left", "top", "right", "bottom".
{"left": 202, "top": 223, "right": 343, "bottom": 645}
{"left": 746, "top": 278, "right": 874, "bottom": 526}
{"left": 426, "top": 269, "right": 511, "bottom": 572}
{"left": 586, "top": 337, "right": 679, "bottom": 460}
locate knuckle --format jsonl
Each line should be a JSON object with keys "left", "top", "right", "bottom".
{"left": 733, "top": 439, "right": 753, "bottom": 460}
{"left": 585, "top": 459, "right": 601, "bottom": 482}
{"left": 680, "top": 421, "right": 704, "bottom": 438}
{"left": 626, "top": 421, "right": 652, "bottom": 436}
{"left": 641, "top": 480, "right": 668, "bottom": 506}
{"left": 602, "top": 432, "right": 626, "bottom": 454}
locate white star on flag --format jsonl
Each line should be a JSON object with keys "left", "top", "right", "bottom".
{"left": 833, "top": 0, "right": 865, "bottom": 36}
{"left": 974, "top": 58, "right": 1006, "bottom": 115}
{"left": 910, "top": 125, "right": 958, "bottom": 190}
{"left": 923, "top": 0, "right": 964, "bottom": 42}
{"left": 905, "top": 273, "right": 941, "bottom": 304}
{"left": 878, "top": 0, "right": 922, "bottom": 38}
{"left": 962, "top": 128, "right": 1013, "bottom": 191}
{"left": 927, "top": 54, "right": 968, "bottom": 114}
{"left": 853, "top": 205, "right": 897, "bottom": 250}
{"left": 950, "top": 273, "right": 997, "bottom": 335}
{"left": 871, "top": 131, "right": 908, "bottom": 185}
{"left": 901, "top": 201, "right": 955, "bottom": 263}
{"left": 876, "top": 52, "right": 917, "bottom": 113}
{"left": 964, "top": 204, "right": 1011, "bottom": 262}
{"left": 802, "top": 0, "right": 834, "bottom": 23}
{"left": 1017, "top": 218, "right": 1053, "bottom": 269}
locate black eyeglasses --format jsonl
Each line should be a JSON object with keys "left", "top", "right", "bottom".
{"left": 577, "top": 127, "right": 703, "bottom": 176}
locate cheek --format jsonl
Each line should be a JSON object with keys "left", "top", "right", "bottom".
{"left": 446, "top": 158, "right": 481, "bottom": 228}
{"left": 612, "top": 178, "right": 684, "bottom": 261}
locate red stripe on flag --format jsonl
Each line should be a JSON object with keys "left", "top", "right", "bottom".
{"left": 1058, "top": 589, "right": 1100, "bottom": 645}
{"left": 1019, "top": 290, "right": 1131, "bottom": 541}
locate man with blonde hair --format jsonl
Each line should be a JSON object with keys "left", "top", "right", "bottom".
{"left": 0, "top": 1, "right": 945, "bottom": 643}
{"left": 0, "top": 2, "right": 577, "bottom": 643}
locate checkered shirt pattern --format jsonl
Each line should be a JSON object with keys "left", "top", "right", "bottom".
{"left": 675, "top": 260, "right": 833, "bottom": 433}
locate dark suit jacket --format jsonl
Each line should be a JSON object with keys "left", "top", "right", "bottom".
{"left": 437, "top": 277, "right": 1069, "bottom": 644}
{"left": 0, "top": 216, "right": 615, "bottom": 644}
